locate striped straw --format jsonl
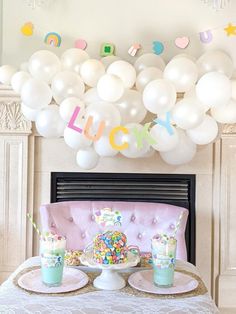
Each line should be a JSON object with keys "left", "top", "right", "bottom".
{"left": 27, "top": 213, "right": 41, "bottom": 237}
{"left": 173, "top": 211, "right": 184, "bottom": 238}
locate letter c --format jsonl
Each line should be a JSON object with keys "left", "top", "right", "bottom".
{"left": 109, "top": 126, "right": 129, "bottom": 150}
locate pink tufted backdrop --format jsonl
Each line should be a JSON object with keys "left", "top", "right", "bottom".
{"left": 40, "top": 201, "right": 188, "bottom": 261}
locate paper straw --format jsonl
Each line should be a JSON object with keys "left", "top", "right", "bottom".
{"left": 27, "top": 213, "right": 41, "bottom": 237}
{"left": 173, "top": 211, "right": 184, "bottom": 238}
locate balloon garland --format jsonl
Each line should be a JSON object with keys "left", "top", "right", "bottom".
{"left": 0, "top": 49, "right": 235, "bottom": 169}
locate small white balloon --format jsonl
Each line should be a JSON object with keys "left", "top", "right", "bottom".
{"left": 97, "top": 74, "right": 125, "bottom": 102}
{"left": 150, "top": 124, "right": 179, "bottom": 152}
{"left": 135, "top": 67, "right": 163, "bottom": 92}
{"left": 196, "top": 72, "right": 231, "bottom": 107}
{"left": 21, "top": 102, "right": 42, "bottom": 121}
{"left": 100, "top": 56, "right": 120, "bottom": 69}
{"left": 143, "top": 79, "right": 176, "bottom": 114}
{"left": 94, "top": 135, "right": 118, "bottom": 157}
{"left": 172, "top": 98, "right": 205, "bottom": 130}
{"left": 197, "top": 50, "right": 234, "bottom": 78}
{"left": 21, "top": 78, "right": 52, "bottom": 109}
{"left": 51, "top": 71, "right": 85, "bottom": 104}
{"left": 107, "top": 60, "right": 136, "bottom": 88}
{"left": 28, "top": 50, "right": 61, "bottom": 83}
{"left": 211, "top": 99, "right": 236, "bottom": 123}
{"left": 0, "top": 65, "right": 17, "bottom": 85}
{"left": 80, "top": 59, "right": 105, "bottom": 87}
{"left": 11, "top": 71, "right": 31, "bottom": 93}
{"left": 76, "top": 147, "right": 100, "bottom": 170}
{"left": 160, "top": 129, "right": 197, "bottom": 165}
{"left": 187, "top": 115, "right": 218, "bottom": 145}
{"left": 64, "top": 121, "right": 92, "bottom": 150}
{"left": 59, "top": 97, "right": 85, "bottom": 122}
{"left": 163, "top": 57, "right": 198, "bottom": 92}
{"left": 36, "top": 105, "right": 66, "bottom": 138}
{"left": 83, "top": 88, "right": 102, "bottom": 105}
{"left": 61, "top": 48, "right": 89, "bottom": 74}
{"left": 134, "top": 53, "right": 166, "bottom": 72}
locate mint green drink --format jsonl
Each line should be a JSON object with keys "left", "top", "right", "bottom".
{"left": 151, "top": 234, "right": 177, "bottom": 288}
{"left": 40, "top": 234, "right": 66, "bottom": 287}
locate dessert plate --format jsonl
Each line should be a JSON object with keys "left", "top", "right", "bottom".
{"left": 18, "top": 267, "right": 89, "bottom": 294}
{"left": 128, "top": 270, "right": 198, "bottom": 295}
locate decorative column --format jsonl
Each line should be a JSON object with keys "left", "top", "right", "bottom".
{"left": 0, "top": 86, "right": 33, "bottom": 282}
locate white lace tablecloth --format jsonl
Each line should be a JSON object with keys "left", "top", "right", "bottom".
{"left": 0, "top": 257, "right": 219, "bottom": 314}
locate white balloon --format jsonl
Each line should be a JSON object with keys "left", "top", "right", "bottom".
{"left": 59, "top": 97, "right": 85, "bottom": 122}
{"left": 134, "top": 53, "right": 165, "bottom": 72}
{"left": 184, "top": 88, "right": 210, "bottom": 112}
{"left": 114, "top": 90, "right": 147, "bottom": 124}
{"left": 36, "top": 105, "right": 66, "bottom": 138}
{"left": 143, "top": 79, "right": 176, "bottom": 114}
{"left": 11, "top": 71, "right": 31, "bottom": 93}
{"left": 107, "top": 60, "right": 136, "bottom": 88}
{"left": 28, "top": 50, "right": 61, "bottom": 83}
{"left": 97, "top": 74, "right": 124, "bottom": 102}
{"left": 211, "top": 99, "right": 236, "bottom": 123}
{"left": 163, "top": 57, "right": 198, "bottom": 92}
{"left": 51, "top": 71, "right": 85, "bottom": 104}
{"left": 100, "top": 56, "right": 120, "bottom": 69}
{"left": 135, "top": 67, "right": 163, "bottom": 92}
{"left": 83, "top": 88, "right": 102, "bottom": 105}
{"left": 64, "top": 121, "right": 92, "bottom": 150}
{"left": 160, "top": 129, "right": 196, "bottom": 165}
{"left": 21, "top": 78, "right": 52, "bottom": 109}
{"left": 196, "top": 72, "right": 231, "bottom": 107}
{"left": 80, "top": 59, "right": 105, "bottom": 87}
{"left": 232, "top": 80, "right": 236, "bottom": 101}
{"left": 187, "top": 115, "right": 218, "bottom": 145}
{"left": 76, "top": 147, "right": 99, "bottom": 170}
{"left": 21, "top": 102, "right": 42, "bottom": 121}
{"left": 61, "top": 48, "right": 89, "bottom": 74}
{"left": 197, "top": 50, "right": 234, "bottom": 78}
{"left": 172, "top": 98, "right": 205, "bottom": 130}
{"left": 150, "top": 124, "right": 179, "bottom": 152}
{"left": 0, "top": 65, "right": 17, "bottom": 85}
{"left": 94, "top": 135, "right": 118, "bottom": 157}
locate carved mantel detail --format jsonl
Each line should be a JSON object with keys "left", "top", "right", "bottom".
{"left": 222, "top": 124, "right": 236, "bottom": 135}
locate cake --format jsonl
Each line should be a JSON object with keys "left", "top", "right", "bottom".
{"left": 93, "top": 230, "right": 128, "bottom": 264}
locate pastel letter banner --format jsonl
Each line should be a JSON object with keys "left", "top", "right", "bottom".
{"left": 199, "top": 30, "right": 213, "bottom": 43}
{"left": 132, "top": 123, "right": 157, "bottom": 149}
{"left": 84, "top": 116, "right": 105, "bottom": 141}
{"left": 109, "top": 126, "right": 129, "bottom": 150}
{"left": 154, "top": 112, "right": 174, "bottom": 135}
{"left": 68, "top": 106, "right": 83, "bottom": 133}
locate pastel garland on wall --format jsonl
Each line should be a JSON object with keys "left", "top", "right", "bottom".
{"left": 0, "top": 49, "right": 236, "bottom": 169}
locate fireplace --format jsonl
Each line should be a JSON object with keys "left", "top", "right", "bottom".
{"left": 51, "top": 172, "right": 196, "bottom": 264}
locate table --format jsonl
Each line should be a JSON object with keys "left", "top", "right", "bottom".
{"left": 0, "top": 257, "right": 219, "bottom": 314}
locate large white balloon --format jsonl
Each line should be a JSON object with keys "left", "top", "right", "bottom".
{"left": 114, "top": 90, "right": 147, "bottom": 124}
{"left": 35, "top": 105, "right": 66, "bottom": 138}
{"left": 28, "top": 50, "right": 61, "bottom": 83}
{"left": 0, "top": 65, "right": 17, "bottom": 85}
{"left": 61, "top": 48, "right": 89, "bottom": 74}
{"left": 196, "top": 72, "right": 231, "bottom": 107}
{"left": 97, "top": 74, "right": 124, "bottom": 102}
{"left": 83, "top": 88, "right": 102, "bottom": 105}
{"left": 94, "top": 135, "right": 118, "bottom": 157}
{"left": 51, "top": 71, "right": 85, "bottom": 104}
{"left": 143, "top": 79, "right": 176, "bottom": 114}
{"left": 107, "top": 60, "right": 136, "bottom": 88}
{"left": 76, "top": 147, "right": 100, "bottom": 170}
{"left": 21, "top": 102, "right": 42, "bottom": 121}
{"left": 211, "top": 99, "right": 236, "bottom": 123}
{"left": 11, "top": 71, "right": 31, "bottom": 93}
{"left": 59, "top": 97, "right": 85, "bottom": 122}
{"left": 134, "top": 53, "right": 165, "bottom": 72}
{"left": 150, "top": 124, "right": 179, "bottom": 152}
{"left": 64, "top": 121, "right": 92, "bottom": 150}
{"left": 160, "top": 130, "right": 197, "bottom": 165}
{"left": 100, "top": 56, "right": 120, "bottom": 69}
{"left": 135, "top": 67, "right": 163, "bottom": 92}
{"left": 163, "top": 57, "right": 198, "bottom": 92}
{"left": 187, "top": 115, "right": 218, "bottom": 145}
{"left": 172, "top": 98, "right": 205, "bottom": 130}
{"left": 80, "top": 59, "right": 105, "bottom": 87}
{"left": 197, "top": 50, "right": 234, "bottom": 78}
{"left": 21, "top": 78, "right": 52, "bottom": 109}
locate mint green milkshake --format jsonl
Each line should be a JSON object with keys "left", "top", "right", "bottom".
{"left": 40, "top": 234, "right": 66, "bottom": 287}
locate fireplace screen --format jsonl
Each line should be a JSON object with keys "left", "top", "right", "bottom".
{"left": 51, "top": 172, "right": 196, "bottom": 264}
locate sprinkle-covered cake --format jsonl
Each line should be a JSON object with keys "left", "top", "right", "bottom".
{"left": 93, "top": 231, "right": 128, "bottom": 264}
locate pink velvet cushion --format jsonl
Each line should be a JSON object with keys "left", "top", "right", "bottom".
{"left": 40, "top": 201, "right": 188, "bottom": 261}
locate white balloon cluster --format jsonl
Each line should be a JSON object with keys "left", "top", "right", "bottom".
{"left": 0, "top": 49, "right": 235, "bottom": 169}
